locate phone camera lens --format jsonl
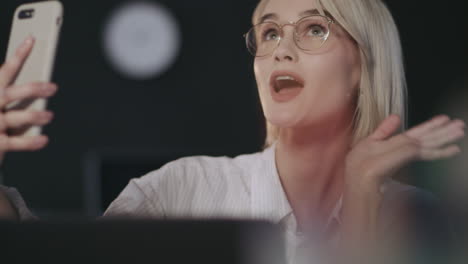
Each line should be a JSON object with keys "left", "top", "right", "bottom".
{"left": 18, "top": 9, "right": 34, "bottom": 19}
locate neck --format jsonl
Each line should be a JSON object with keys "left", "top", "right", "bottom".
{"left": 275, "top": 115, "right": 353, "bottom": 230}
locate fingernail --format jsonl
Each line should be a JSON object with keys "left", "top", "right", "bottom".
{"left": 35, "top": 136, "right": 48, "bottom": 146}
{"left": 40, "top": 112, "right": 53, "bottom": 120}
{"left": 25, "top": 35, "right": 34, "bottom": 44}
{"left": 43, "top": 84, "right": 57, "bottom": 95}
{"left": 21, "top": 35, "right": 34, "bottom": 50}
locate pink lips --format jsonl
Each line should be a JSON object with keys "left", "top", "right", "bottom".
{"left": 269, "top": 70, "right": 305, "bottom": 103}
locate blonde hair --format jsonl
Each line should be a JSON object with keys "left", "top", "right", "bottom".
{"left": 253, "top": 0, "right": 407, "bottom": 147}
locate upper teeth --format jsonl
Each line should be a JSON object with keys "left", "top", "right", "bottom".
{"left": 276, "top": 76, "right": 296, "bottom": 81}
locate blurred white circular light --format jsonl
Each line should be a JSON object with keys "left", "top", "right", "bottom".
{"left": 102, "top": 1, "right": 181, "bottom": 80}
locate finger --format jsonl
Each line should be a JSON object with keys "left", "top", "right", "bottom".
{"left": 420, "top": 145, "right": 461, "bottom": 160}
{"left": 0, "top": 36, "right": 35, "bottom": 89}
{"left": 420, "top": 120, "right": 465, "bottom": 148}
{"left": 380, "top": 133, "right": 420, "bottom": 157}
{"left": 405, "top": 115, "right": 451, "bottom": 138}
{"left": 0, "top": 134, "right": 48, "bottom": 152}
{"left": 421, "top": 119, "right": 465, "bottom": 140}
{"left": 369, "top": 114, "right": 401, "bottom": 141}
{"left": 0, "top": 82, "right": 57, "bottom": 108}
{"left": 370, "top": 143, "right": 420, "bottom": 181}
{"left": 3, "top": 111, "right": 54, "bottom": 129}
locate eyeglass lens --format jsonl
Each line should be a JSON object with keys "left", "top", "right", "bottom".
{"left": 246, "top": 16, "right": 330, "bottom": 57}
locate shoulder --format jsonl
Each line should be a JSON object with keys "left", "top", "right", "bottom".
{"left": 381, "top": 180, "right": 444, "bottom": 218}
{"left": 0, "top": 185, "right": 37, "bottom": 221}
{"left": 128, "top": 151, "right": 265, "bottom": 216}
{"left": 381, "top": 180, "right": 439, "bottom": 209}
{"left": 135, "top": 151, "right": 264, "bottom": 190}
{"left": 379, "top": 180, "right": 453, "bottom": 245}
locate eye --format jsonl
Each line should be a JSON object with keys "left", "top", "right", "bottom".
{"left": 263, "top": 28, "right": 280, "bottom": 41}
{"left": 297, "top": 17, "right": 329, "bottom": 39}
{"left": 307, "top": 24, "right": 326, "bottom": 38}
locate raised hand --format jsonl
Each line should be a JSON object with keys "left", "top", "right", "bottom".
{"left": 345, "top": 114, "right": 465, "bottom": 193}
{"left": 339, "top": 114, "right": 465, "bottom": 260}
{"left": 0, "top": 36, "right": 57, "bottom": 164}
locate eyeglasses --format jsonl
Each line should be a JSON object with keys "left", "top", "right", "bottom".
{"left": 244, "top": 15, "right": 334, "bottom": 57}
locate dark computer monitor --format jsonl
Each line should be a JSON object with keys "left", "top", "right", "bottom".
{"left": 0, "top": 219, "right": 285, "bottom": 264}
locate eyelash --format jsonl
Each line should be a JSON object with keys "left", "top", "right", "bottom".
{"left": 260, "top": 23, "right": 326, "bottom": 38}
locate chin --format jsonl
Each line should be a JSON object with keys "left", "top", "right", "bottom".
{"left": 264, "top": 109, "right": 303, "bottom": 128}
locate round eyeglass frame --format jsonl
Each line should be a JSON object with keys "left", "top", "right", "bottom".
{"left": 243, "top": 15, "right": 335, "bottom": 57}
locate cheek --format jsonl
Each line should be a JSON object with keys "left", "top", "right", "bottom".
{"left": 306, "top": 46, "right": 361, "bottom": 100}
{"left": 254, "top": 59, "right": 272, "bottom": 97}
{"left": 254, "top": 60, "right": 267, "bottom": 85}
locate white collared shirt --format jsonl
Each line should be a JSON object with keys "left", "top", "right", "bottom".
{"left": 104, "top": 142, "right": 417, "bottom": 263}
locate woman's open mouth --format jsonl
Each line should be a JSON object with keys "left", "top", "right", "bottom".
{"left": 269, "top": 71, "right": 305, "bottom": 102}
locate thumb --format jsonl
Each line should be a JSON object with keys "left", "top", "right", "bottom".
{"left": 370, "top": 114, "right": 401, "bottom": 141}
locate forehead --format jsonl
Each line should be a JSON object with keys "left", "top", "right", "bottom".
{"left": 261, "top": 0, "right": 322, "bottom": 22}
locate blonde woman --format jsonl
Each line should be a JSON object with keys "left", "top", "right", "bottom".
{"left": 0, "top": 0, "right": 465, "bottom": 262}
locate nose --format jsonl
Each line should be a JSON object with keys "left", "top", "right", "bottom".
{"left": 273, "top": 25, "right": 298, "bottom": 62}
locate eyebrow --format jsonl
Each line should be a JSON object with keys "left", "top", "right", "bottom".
{"left": 258, "top": 9, "right": 321, "bottom": 24}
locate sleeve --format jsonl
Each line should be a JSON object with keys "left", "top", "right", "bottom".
{"left": 0, "top": 185, "right": 38, "bottom": 221}
{"left": 100, "top": 156, "right": 185, "bottom": 219}
{"left": 103, "top": 178, "right": 166, "bottom": 219}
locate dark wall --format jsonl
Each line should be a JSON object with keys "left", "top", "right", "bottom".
{"left": 1, "top": 0, "right": 264, "bottom": 215}
{"left": 0, "top": 0, "right": 466, "bottom": 217}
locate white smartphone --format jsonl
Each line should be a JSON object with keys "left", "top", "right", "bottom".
{"left": 4, "top": 1, "right": 63, "bottom": 136}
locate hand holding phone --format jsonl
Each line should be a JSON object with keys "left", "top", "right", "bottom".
{"left": 4, "top": 1, "right": 63, "bottom": 136}
{"left": 0, "top": 37, "right": 57, "bottom": 163}
{"left": 0, "top": 1, "right": 63, "bottom": 164}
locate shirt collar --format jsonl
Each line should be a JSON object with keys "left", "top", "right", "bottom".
{"left": 251, "top": 141, "right": 343, "bottom": 228}
{"left": 327, "top": 194, "right": 343, "bottom": 226}
{"left": 251, "top": 141, "right": 293, "bottom": 222}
